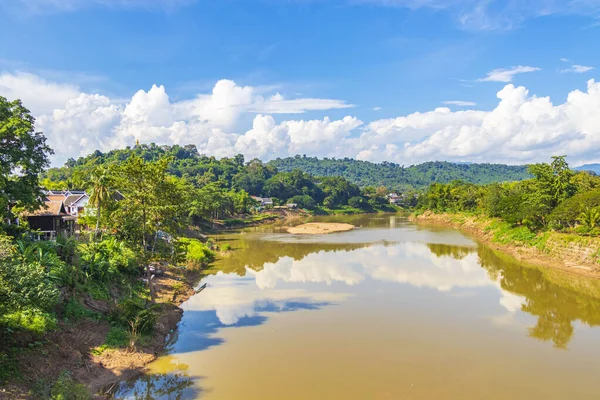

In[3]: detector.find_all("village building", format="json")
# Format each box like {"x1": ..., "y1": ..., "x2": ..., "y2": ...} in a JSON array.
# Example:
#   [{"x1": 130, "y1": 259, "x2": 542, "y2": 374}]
[
  {"x1": 251, "y1": 196, "x2": 274, "y2": 208},
  {"x1": 23, "y1": 199, "x2": 75, "y2": 241}
]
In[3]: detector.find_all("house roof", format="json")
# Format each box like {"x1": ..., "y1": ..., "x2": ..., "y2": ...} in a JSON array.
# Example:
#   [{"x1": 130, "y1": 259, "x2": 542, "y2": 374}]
[
  {"x1": 46, "y1": 194, "x2": 65, "y2": 202},
  {"x1": 64, "y1": 194, "x2": 87, "y2": 206},
  {"x1": 25, "y1": 201, "x2": 68, "y2": 217}
]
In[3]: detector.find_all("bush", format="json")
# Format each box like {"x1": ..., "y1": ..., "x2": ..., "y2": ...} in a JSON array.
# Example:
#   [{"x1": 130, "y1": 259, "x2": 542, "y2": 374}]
[
  {"x1": 287, "y1": 195, "x2": 317, "y2": 210},
  {"x1": 0, "y1": 310, "x2": 57, "y2": 335},
  {"x1": 50, "y1": 371, "x2": 91, "y2": 400},
  {"x1": 348, "y1": 196, "x2": 368, "y2": 210},
  {"x1": 550, "y1": 191, "x2": 600, "y2": 229},
  {"x1": 179, "y1": 238, "x2": 215, "y2": 269}
]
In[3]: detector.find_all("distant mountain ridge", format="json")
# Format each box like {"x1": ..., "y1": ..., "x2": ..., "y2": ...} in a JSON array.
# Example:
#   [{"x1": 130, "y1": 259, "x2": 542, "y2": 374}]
[
  {"x1": 268, "y1": 156, "x2": 531, "y2": 190},
  {"x1": 574, "y1": 164, "x2": 600, "y2": 174}
]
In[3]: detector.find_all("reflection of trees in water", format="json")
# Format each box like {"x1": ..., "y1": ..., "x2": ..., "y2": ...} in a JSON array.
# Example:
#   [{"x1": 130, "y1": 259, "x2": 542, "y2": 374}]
[
  {"x1": 477, "y1": 245, "x2": 600, "y2": 349},
  {"x1": 207, "y1": 239, "x2": 373, "y2": 276},
  {"x1": 113, "y1": 358, "x2": 200, "y2": 399},
  {"x1": 426, "y1": 243, "x2": 475, "y2": 260}
]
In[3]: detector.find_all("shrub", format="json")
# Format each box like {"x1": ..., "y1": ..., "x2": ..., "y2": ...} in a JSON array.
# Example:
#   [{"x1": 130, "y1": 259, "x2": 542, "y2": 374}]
[
  {"x1": 50, "y1": 371, "x2": 91, "y2": 400},
  {"x1": 348, "y1": 196, "x2": 368, "y2": 210},
  {"x1": 549, "y1": 190, "x2": 600, "y2": 229},
  {"x1": 0, "y1": 310, "x2": 57, "y2": 335},
  {"x1": 287, "y1": 195, "x2": 317, "y2": 210},
  {"x1": 179, "y1": 238, "x2": 215, "y2": 269}
]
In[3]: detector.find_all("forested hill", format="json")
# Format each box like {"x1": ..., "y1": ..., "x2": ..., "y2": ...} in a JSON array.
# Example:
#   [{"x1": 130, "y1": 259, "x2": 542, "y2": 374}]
[{"x1": 268, "y1": 156, "x2": 531, "y2": 189}]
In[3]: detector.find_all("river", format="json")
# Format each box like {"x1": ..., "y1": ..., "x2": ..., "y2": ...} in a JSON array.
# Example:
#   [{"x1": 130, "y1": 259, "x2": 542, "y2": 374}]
[{"x1": 114, "y1": 214, "x2": 600, "y2": 399}]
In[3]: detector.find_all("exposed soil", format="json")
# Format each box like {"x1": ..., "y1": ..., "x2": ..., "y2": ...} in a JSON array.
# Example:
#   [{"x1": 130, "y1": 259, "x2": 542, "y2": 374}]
[
  {"x1": 287, "y1": 222, "x2": 355, "y2": 235},
  {"x1": 1, "y1": 270, "x2": 198, "y2": 399},
  {"x1": 411, "y1": 211, "x2": 600, "y2": 279}
]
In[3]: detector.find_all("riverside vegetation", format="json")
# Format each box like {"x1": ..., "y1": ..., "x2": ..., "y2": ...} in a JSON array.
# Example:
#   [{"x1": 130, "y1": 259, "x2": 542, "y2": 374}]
[
  {"x1": 1, "y1": 94, "x2": 596, "y2": 398},
  {"x1": 414, "y1": 156, "x2": 600, "y2": 274}
]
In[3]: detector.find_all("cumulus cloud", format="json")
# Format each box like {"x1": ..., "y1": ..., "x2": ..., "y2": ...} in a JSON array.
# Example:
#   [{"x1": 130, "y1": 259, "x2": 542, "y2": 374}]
[
  {"x1": 443, "y1": 100, "x2": 477, "y2": 106},
  {"x1": 5, "y1": 70, "x2": 600, "y2": 166},
  {"x1": 0, "y1": 72, "x2": 81, "y2": 115},
  {"x1": 478, "y1": 66, "x2": 540, "y2": 83}
]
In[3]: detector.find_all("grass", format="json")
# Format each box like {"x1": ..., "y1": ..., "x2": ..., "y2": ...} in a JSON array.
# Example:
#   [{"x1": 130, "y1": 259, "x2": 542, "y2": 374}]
[{"x1": 63, "y1": 299, "x2": 102, "y2": 324}]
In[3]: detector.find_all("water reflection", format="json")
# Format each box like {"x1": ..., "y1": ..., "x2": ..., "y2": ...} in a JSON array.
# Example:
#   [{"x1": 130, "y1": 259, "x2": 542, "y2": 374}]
[
  {"x1": 116, "y1": 216, "x2": 600, "y2": 399},
  {"x1": 478, "y1": 246, "x2": 600, "y2": 348},
  {"x1": 114, "y1": 357, "x2": 200, "y2": 399}
]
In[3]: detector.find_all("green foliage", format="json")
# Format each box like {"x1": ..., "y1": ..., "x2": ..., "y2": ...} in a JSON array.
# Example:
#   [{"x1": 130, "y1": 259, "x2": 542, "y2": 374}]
[
  {"x1": 549, "y1": 191, "x2": 600, "y2": 229},
  {"x1": 288, "y1": 194, "x2": 317, "y2": 210},
  {"x1": 63, "y1": 299, "x2": 100, "y2": 323},
  {"x1": 0, "y1": 96, "x2": 53, "y2": 228},
  {"x1": 50, "y1": 371, "x2": 91, "y2": 400},
  {"x1": 0, "y1": 309, "x2": 57, "y2": 335},
  {"x1": 270, "y1": 155, "x2": 531, "y2": 190},
  {"x1": 578, "y1": 207, "x2": 600, "y2": 230},
  {"x1": 179, "y1": 238, "x2": 215, "y2": 268},
  {"x1": 104, "y1": 326, "x2": 129, "y2": 348},
  {"x1": 420, "y1": 157, "x2": 600, "y2": 239}
]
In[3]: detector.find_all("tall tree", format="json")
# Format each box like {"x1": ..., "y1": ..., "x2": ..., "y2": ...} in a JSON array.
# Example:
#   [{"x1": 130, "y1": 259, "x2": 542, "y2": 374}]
[
  {"x1": 88, "y1": 165, "x2": 113, "y2": 235},
  {"x1": 0, "y1": 96, "x2": 53, "y2": 229}
]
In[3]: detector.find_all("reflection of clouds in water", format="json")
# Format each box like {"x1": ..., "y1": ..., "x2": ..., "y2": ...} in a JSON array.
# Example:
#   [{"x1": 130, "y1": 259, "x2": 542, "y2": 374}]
[
  {"x1": 190, "y1": 242, "x2": 527, "y2": 326},
  {"x1": 187, "y1": 272, "x2": 351, "y2": 325},
  {"x1": 253, "y1": 242, "x2": 525, "y2": 314},
  {"x1": 255, "y1": 256, "x2": 366, "y2": 288}
]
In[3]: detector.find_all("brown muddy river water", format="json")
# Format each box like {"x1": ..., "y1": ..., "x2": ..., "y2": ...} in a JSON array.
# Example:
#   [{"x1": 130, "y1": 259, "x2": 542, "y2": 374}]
[{"x1": 115, "y1": 214, "x2": 600, "y2": 399}]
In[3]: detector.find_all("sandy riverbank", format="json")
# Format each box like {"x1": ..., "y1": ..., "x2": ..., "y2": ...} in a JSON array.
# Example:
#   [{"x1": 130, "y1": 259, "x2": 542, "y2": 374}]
[
  {"x1": 411, "y1": 211, "x2": 600, "y2": 279},
  {"x1": 287, "y1": 222, "x2": 354, "y2": 235}
]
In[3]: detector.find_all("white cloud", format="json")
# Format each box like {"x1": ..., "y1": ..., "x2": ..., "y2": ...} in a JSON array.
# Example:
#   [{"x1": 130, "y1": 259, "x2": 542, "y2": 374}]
[
  {"x1": 443, "y1": 100, "x2": 477, "y2": 106},
  {"x1": 372, "y1": 107, "x2": 382, "y2": 111},
  {"x1": 6, "y1": 71, "x2": 600, "y2": 167},
  {"x1": 560, "y1": 64, "x2": 595, "y2": 74},
  {"x1": 0, "y1": 72, "x2": 80, "y2": 115},
  {"x1": 478, "y1": 66, "x2": 541, "y2": 83}
]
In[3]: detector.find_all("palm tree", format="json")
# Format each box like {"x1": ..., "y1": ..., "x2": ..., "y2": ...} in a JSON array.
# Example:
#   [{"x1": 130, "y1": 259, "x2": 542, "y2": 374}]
[
  {"x1": 578, "y1": 207, "x2": 600, "y2": 230},
  {"x1": 88, "y1": 166, "x2": 113, "y2": 236}
]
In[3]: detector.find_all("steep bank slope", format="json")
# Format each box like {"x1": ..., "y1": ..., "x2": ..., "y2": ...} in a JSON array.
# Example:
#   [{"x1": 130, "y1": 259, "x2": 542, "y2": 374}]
[{"x1": 411, "y1": 212, "x2": 600, "y2": 278}]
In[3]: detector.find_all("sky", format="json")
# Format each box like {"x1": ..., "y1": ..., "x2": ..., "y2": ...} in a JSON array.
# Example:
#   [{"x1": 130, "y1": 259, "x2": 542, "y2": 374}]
[{"x1": 1, "y1": 0, "x2": 600, "y2": 167}]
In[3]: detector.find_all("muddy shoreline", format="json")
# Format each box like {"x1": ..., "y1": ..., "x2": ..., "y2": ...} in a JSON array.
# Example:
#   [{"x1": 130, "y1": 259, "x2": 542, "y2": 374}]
[
  {"x1": 411, "y1": 211, "x2": 600, "y2": 280},
  {"x1": 2, "y1": 270, "x2": 200, "y2": 399}
]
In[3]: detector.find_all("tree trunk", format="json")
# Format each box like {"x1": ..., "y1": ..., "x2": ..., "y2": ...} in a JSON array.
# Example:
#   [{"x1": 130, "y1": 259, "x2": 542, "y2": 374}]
[
  {"x1": 141, "y1": 199, "x2": 156, "y2": 304},
  {"x1": 95, "y1": 201, "x2": 101, "y2": 237}
]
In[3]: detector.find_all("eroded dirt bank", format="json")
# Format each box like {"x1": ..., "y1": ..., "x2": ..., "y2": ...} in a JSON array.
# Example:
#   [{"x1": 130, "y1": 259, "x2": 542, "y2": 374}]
[{"x1": 2, "y1": 270, "x2": 198, "y2": 399}]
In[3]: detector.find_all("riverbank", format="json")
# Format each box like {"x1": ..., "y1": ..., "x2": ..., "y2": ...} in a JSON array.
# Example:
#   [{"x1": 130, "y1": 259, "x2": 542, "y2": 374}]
[
  {"x1": 1, "y1": 268, "x2": 199, "y2": 399},
  {"x1": 411, "y1": 211, "x2": 600, "y2": 279}
]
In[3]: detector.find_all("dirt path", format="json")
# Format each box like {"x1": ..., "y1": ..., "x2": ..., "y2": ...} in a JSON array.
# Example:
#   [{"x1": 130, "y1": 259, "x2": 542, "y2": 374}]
[{"x1": 287, "y1": 223, "x2": 354, "y2": 235}]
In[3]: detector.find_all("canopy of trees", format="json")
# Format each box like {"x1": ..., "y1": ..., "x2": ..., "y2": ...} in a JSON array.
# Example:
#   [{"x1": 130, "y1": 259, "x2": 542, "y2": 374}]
[
  {"x1": 269, "y1": 155, "x2": 531, "y2": 190},
  {"x1": 419, "y1": 156, "x2": 600, "y2": 234}
]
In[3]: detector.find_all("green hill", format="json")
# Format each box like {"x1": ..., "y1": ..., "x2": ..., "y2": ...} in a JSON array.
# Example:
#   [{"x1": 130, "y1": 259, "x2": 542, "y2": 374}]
[{"x1": 268, "y1": 156, "x2": 531, "y2": 190}]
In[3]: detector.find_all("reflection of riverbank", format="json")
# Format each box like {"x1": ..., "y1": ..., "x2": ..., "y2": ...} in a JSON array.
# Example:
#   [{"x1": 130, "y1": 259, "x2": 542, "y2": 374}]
[{"x1": 412, "y1": 211, "x2": 600, "y2": 279}]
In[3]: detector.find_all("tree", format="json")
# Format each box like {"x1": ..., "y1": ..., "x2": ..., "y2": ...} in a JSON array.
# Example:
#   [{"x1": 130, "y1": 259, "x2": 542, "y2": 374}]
[
  {"x1": 578, "y1": 207, "x2": 600, "y2": 230},
  {"x1": 0, "y1": 97, "x2": 53, "y2": 229},
  {"x1": 88, "y1": 165, "x2": 114, "y2": 236},
  {"x1": 110, "y1": 155, "x2": 190, "y2": 302}
]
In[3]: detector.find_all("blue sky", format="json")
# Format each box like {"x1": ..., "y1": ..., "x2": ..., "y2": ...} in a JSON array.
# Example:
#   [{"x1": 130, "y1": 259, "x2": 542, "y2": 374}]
[{"x1": 1, "y1": 0, "x2": 600, "y2": 166}]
